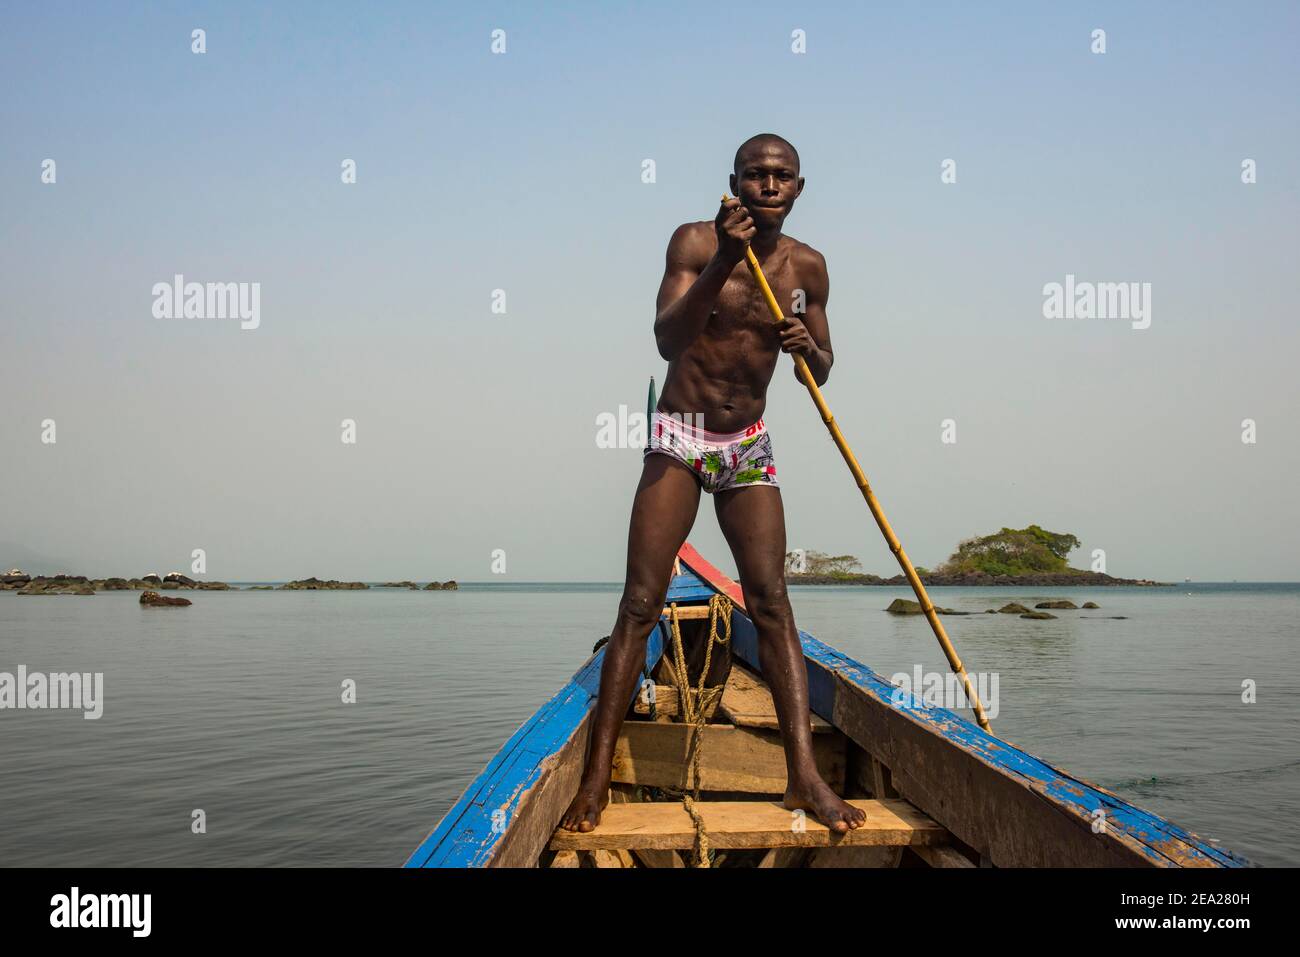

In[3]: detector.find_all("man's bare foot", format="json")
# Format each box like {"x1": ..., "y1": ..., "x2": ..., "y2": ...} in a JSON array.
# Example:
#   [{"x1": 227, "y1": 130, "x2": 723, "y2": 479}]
[
  {"x1": 559, "y1": 780, "x2": 609, "y2": 832},
  {"x1": 783, "y1": 774, "x2": 867, "y2": 834}
]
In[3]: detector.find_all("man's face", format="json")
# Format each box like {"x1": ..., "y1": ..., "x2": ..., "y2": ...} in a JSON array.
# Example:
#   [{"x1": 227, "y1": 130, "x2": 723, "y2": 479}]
[{"x1": 730, "y1": 143, "x2": 804, "y2": 229}]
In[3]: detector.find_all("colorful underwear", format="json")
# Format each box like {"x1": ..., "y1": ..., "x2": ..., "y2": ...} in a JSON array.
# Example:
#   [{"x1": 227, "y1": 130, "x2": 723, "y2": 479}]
[{"x1": 643, "y1": 412, "x2": 778, "y2": 494}]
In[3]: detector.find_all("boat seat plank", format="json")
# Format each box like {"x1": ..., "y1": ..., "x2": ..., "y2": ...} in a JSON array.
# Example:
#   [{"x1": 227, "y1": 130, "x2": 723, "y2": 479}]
[
  {"x1": 611, "y1": 722, "x2": 845, "y2": 794},
  {"x1": 609, "y1": 787, "x2": 686, "y2": 868},
  {"x1": 719, "y1": 665, "x2": 834, "y2": 734},
  {"x1": 548, "y1": 798, "x2": 948, "y2": 852}
]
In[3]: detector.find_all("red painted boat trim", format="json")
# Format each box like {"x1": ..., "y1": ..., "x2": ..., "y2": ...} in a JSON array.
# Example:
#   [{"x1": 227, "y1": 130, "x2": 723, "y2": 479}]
[{"x1": 676, "y1": 541, "x2": 746, "y2": 608}]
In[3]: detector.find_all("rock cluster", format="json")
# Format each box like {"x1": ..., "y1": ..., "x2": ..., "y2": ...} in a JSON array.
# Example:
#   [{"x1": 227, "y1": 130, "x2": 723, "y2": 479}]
[
  {"x1": 3, "y1": 573, "x2": 232, "y2": 593},
  {"x1": 14, "y1": 576, "x2": 95, "y2": 596},
  {"x1": 140, "y1": 590, "x2": 192, "y2": 607}
]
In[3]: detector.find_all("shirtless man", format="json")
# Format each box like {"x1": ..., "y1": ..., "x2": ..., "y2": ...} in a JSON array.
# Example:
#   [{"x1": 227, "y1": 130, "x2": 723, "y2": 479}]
[{"x1": 560, "y1": 134, "x2": 866, "y2": 834}]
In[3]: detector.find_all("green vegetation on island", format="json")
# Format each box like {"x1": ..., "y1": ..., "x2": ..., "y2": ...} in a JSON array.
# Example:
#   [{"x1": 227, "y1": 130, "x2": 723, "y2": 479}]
[{"x1": 935, "y1": 525, "x2": 1080, "y2": 577}]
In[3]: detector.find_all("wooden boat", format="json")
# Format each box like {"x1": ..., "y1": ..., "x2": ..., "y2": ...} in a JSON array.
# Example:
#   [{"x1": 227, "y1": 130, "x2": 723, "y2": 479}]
[{"x1": 405, "y1": 542, "x2": 1249, "y2": 868}]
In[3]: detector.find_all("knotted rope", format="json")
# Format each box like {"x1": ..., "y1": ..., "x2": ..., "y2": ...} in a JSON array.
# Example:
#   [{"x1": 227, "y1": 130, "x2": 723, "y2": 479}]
[{"x1": 663, "y1": 592, "x2": 733, "y2": 867}]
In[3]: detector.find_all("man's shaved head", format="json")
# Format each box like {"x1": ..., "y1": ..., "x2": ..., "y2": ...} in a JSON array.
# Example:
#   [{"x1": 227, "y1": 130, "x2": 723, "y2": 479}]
[{"x1": 733, "y1": 134, "x2": 800, "y2": 176}]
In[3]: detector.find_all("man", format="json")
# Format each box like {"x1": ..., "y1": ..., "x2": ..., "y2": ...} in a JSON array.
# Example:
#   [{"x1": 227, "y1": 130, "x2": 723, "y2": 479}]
[{"x1": 561, "y1": 134, "x2": 866, "y2": 834}]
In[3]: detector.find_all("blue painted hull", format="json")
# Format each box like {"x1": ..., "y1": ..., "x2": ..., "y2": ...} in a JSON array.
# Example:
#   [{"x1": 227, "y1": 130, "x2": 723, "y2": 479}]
[{"x1": 406, "y1": 552, "x2": 1249, "y2": 868}]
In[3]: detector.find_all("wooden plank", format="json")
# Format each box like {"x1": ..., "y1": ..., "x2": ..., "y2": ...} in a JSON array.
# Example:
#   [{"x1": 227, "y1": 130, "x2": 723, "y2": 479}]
[
  {"x1": 549, "y1": 798, "x2": 947, "y2": 851},
  {"x1": 870, "y1": 755, "x2": 898, "y2": 799},
  {"x1": 589, "y1": 849, "x2": 634, "y2": 868},
  {"x1": 610, "y1": 721, "x2": 845, "y2": 794},
  {"x1": 631, "y1": 684, "x2": 719, "y2": 721},
  {"x1": 679, "y1": 546, "x2": 1250, "y2": 868},
  {"x1": 911, "y1": 844, "x2": 977, "y2": 868},
  {"x1": 756, "y1": 847, "x2": 809, "y2": 868},
  {"x1": 608, "y1": 788, "x2": 684, "y2": 868},
  {"x1": 807, "y1": 846, "x2": 903, "y2": 868},
  {"x1": 719, "y1": 665, "x2": 833, "y2": 734},
  {"x1": 662, "y1": 605, "x2": 711, "y2": 620}
]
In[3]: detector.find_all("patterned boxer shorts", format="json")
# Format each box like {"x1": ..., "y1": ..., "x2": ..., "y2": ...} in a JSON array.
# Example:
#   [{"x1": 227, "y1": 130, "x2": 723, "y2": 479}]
[{"x1": 643, "y1": 411, "x2": 779, "y2": 494}]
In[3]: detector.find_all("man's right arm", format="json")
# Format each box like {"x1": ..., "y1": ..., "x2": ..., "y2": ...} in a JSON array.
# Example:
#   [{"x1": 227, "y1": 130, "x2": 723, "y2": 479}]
[{"x1": 653, "y1": 201, "x2": 755, "y2": 361}]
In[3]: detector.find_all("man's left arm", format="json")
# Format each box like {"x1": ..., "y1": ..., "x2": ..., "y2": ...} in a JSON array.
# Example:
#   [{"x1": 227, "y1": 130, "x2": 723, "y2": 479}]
[{"x1": 777, "y1": 249, "x2": 833, "y2": 387}]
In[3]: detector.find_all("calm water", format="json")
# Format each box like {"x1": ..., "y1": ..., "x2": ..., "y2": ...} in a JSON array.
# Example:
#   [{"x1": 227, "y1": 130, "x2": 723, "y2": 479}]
[{"x1": 1, "y1": 583, "x2": 1296, "y2": 866}]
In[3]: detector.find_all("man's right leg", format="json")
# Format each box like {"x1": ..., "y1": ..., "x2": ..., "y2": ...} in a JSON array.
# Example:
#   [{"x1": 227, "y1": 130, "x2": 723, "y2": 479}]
[{"x1": 559, "y1": 454, "x2": 701, "y2": 832}]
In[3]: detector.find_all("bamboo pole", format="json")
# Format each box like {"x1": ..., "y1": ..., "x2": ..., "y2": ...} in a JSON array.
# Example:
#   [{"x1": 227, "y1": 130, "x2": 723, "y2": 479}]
[{"x1": 723, "y1": 194, "x2": 993, "y2": 733}]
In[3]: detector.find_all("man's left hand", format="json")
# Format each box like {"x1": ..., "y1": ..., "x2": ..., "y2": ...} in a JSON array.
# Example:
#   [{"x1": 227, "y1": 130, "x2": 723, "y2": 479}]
[{"x1": 777, "y1": 316, "x2": 818, "y2": 357}]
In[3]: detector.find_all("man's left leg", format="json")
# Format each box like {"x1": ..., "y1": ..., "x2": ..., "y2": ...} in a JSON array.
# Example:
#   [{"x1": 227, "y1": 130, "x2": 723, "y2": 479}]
[{"x1": 714, "y1": 485, "x2": 866, "y2": 833}]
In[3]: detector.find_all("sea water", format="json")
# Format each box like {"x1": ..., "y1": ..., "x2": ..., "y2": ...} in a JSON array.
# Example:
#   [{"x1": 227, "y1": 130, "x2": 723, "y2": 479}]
[{"x1": 0, "y1": 582, "x2": 1295, "y2": 866}]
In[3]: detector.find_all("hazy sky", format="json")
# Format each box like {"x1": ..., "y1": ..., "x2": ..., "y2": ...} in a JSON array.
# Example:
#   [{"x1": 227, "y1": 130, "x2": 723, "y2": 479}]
[{"x1": 2, "y1": 2, "x2": 1297, "y2": 581}]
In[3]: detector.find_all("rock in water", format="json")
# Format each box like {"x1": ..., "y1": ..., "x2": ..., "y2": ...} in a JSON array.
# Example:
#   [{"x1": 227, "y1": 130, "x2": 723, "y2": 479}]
[
  {"x1": 140, "y1": 590, "x2": 192, "y2": 607},
  {"x1": 997, "y1": 603, "x2": 1032, "y2": 615},
  {"x1": 1020, "y1": 611, "x2": 1057, "y2": 620},
  {"x1": 1035, "y1": 600, "x2": 1078, "y2": 609},
  {"x1": 1082, "y1": 601, "x2": 1100, "y2": 609},
  {"x1": 279, "y1": 578, "x2": 368, "y2": 590},
  {"x1": 885, "y1": 598, "x2": 965, "y2": 615}
]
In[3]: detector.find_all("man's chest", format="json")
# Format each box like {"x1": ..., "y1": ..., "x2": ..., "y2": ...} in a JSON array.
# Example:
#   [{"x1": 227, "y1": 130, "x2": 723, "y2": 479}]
[{"x1": 711, "y1": 255, "x2": 803, "y2": 332}]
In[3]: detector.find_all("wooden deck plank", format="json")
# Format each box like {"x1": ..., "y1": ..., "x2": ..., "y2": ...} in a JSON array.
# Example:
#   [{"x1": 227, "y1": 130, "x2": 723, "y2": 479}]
[
  {"x1": 549, "y1": 798, "x2": 947, "y2": 851},
  {"x1": 719, "y1": 665, "x2": 834, "y2": 734},
  {"x1": 610, "y1": 721, "x2": 845, "y2": 794},
  {"x1": 609, "y1": 787, "x2": 685, "y2": 868}
]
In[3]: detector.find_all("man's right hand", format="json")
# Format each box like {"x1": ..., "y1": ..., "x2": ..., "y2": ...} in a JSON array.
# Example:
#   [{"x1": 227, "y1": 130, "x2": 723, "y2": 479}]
[{"x1": 714, "y1": 197, "x2": 755, "y2": 265}]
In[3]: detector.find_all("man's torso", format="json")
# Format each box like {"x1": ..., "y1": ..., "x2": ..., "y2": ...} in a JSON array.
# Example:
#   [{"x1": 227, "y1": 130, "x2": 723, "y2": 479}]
[{"x1": 657, "y1": 224, "x2": 819, "y2": 434}]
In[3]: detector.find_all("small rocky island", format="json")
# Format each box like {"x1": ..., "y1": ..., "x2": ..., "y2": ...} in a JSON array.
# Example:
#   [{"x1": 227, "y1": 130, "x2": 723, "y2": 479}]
[
  {"x1": 2, "y1": 572, "x2": 233, "y2": 595},
  {"x1": 279, "y1": 578, "x2": 369, "y2": 590},
  {"x1": 787, "y1": 526, "x2": 1168, "y2": 587},
  {"x1": 2, "y1": 569, "x2": 459, "y2": 594}
]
